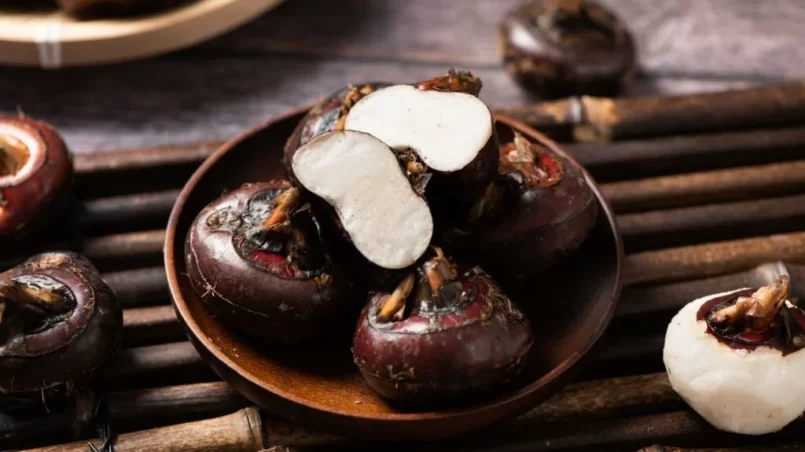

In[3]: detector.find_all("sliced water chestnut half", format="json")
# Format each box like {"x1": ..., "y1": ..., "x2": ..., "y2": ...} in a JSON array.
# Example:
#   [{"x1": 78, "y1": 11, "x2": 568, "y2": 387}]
[
  {"x1": 442, "y1": 132, "x2": 597, "y2": 285},
  {"x1": 498, "y1": 0, "x2": 636, "y2": 97},
  {"x1": 352, "y1": 248, "x2": 533, "y2": 405},
  {"x1": 0, "y1": 116, "x2": 72, "y2": 245},
  {"x1": 292, "y1": 131, "x2": 433, "y2": 271},
  {"x1": 344, "y1": 83, "x2": 499, "y2": 215},
  {"x1": 284, "y1": 69, "x2": 484, "y2": 172},
  {"x1": 185, "y1": 180, "x2": 353, "y2": 344},
  {"x1": 0, "y1": 252, "x2": 121, "y2": 407},
  {"x1": 664, "y1": 275, "x2": 805, "y2": 435}
]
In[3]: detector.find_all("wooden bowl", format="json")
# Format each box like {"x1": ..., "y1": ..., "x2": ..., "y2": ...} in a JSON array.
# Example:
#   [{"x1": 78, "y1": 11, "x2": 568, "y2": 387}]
[
  {"x1": 0, "y1": 0, "x2": 284, "y2": 68},
  {"x1": 165, "y1": 106, "x2": 624, "y2": 441}
]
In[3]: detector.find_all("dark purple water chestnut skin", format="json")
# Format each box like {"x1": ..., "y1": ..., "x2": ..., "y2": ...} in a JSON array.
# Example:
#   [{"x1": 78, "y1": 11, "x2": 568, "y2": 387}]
[
  {"x1": 0, "y1": 116, "x2": 73, "y2": 246},
  {"x1": 498, "y1": 0, "x2": 636, "y2": 97},
  {"x1": 352, "y1": 249, "x2": 533, "y2": 406},
  {"x1": 185, "y1": 180, "x2": 353, "y2": 344},
  {"x1": 441, "y1": 132, "x2": 598, "y2": 286},
  {"x1": 0, "y1": 252, "x2": 121, "y2": 400}
]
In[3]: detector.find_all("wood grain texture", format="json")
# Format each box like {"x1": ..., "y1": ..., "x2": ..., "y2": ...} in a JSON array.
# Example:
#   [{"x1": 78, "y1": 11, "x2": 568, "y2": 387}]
[
  {"x1": 623, "y1": 232, "x2": 805, "y2": 285},
  {"x1": 603, "y1": 160, "x2": 805, "y2": 213},
  {"x1": 22, "y1": 408, "x2": 266, "y2": 452}
]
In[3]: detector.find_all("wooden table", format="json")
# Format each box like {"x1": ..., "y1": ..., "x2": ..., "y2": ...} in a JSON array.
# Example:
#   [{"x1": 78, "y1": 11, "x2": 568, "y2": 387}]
[{"x1": 0, "y1": 0, "x2": 803, "y2": 153}]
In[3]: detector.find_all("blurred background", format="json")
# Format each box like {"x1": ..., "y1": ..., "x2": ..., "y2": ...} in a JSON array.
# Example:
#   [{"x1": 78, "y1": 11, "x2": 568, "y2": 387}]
[{"x1": 0, "y1": 0, "x2": 803, "y2": 152}]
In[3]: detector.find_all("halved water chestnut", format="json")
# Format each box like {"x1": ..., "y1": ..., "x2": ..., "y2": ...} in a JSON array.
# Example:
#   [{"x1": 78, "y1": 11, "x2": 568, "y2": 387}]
[
  {"x1": 352, "y1": 248, "x2": 533, "y2": 405},
  {"x1": 185, "y1": 181, "x2": 353, "y2": 344},
  {"x1": 0, "y1": 252, "x2": 121, "y2": 410},
  {"x1": 441, "y1": 132, "x2": 598, "y2": 285},
  {"x1": 344, "y1": 77, "x2": 498, "y2": 216},
  {"x1": 283, "y1": 70, "x2": 483, "y2": 164},
  {"x1": 284, "y1": 71, "x2": 496, "y2": 220},
  {"x1": 291, "y1": 130, "x2": 433, "y2": 271},
  {"x1": 498, "y1": 0, "x2": 635, "y2": 97},
  {"x1": 0, "y1": 116, "x2": 72, "y2": 245},
  {"x1": 665, "y1": 275, "x2": 805, "y2": 435}
]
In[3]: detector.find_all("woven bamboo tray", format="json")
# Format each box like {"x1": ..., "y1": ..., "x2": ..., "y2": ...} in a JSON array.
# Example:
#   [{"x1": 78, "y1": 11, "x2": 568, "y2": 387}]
[
  {"x1": 0, "y1": 0, "x2": 284, "y2": 68},
  {"x1": 4, "y1": 104, "x2": 805, "y2": 451}
]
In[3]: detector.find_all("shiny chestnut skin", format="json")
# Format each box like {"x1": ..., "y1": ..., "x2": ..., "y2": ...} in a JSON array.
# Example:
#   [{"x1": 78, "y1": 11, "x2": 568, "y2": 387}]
[
  {"x1": 353, "y1": 250, "x2": 533, "y2": 405},
  {"x1": 498, "y1": 0, "x2": 636, "y2": 97},
  {"x1": 441, "y1": 133, "x2": 598, "y2": 286},
  {"x1": 0, "y1": 116, "x2": 72, "y2": 245},
  {"x1": 0, "y1": 252, "x2": 121, "y2": 405},
  {"x1": 185, "y1": 181, "x2": 353, "y2": 344}
]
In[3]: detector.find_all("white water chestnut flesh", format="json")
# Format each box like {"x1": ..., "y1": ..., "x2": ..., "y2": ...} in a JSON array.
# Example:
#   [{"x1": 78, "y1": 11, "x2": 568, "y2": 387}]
[{"x1": 664, "y1": 275, "x2": 805, "y2": 435}]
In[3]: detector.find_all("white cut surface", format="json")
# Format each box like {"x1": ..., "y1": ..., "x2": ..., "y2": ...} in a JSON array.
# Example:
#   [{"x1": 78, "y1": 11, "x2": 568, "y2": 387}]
[
  {"x1": 344, "y1": 84, "x2": 493, "y2": 173},
  {"x1": 291, "y1": 130, "x2": 432, "y2": 270},
  {"x1": 663, "y1": 289, "x2": 805, "y2": 435}
]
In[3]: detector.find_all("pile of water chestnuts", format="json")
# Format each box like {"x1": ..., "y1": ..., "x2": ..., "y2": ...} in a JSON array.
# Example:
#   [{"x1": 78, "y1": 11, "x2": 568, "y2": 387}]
[
  {"x1": 185, "y1": 70, "x2": 600, "y2": 406},
  {"x1": 0, "y1": 118, "x2": 123, "y2": 413}
]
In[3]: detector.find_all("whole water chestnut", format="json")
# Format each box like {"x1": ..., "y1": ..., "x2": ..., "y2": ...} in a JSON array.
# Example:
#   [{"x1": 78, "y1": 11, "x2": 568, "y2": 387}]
[
  {"x1": 441, "y1": 132, "x2": 598, "y2": 286},
  {"x1": 0, "y1": 252, "x2": 121, "y2": 410},
  {"x1": 352, "y1": 248, "x2": 533, "y2": 405},
  {"x1": 498, "y1": 0, "x2": 635, "y2": 97},
  {"x1": 0, "y1": 116, "x2": 72, "y2": 246},
  {"x1": 185, "y1": 181, "x2": 353, "y2": 344}
]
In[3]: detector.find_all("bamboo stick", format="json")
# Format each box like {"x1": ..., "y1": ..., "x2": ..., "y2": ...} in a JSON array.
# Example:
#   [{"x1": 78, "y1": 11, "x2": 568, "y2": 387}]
[
  {"x1": 108, "y1": 382, "x2": 248, "y2": 429},
  {"x1": 79, "y1": 190, "x2": 180, "y2": 230},
  {"x1": 14, "y1": 372, "x2": 681, "y2": 451},
  {"x1": 618, "y1": 194, "x2": 805, "y2": 252},
  {"x1": 102, "y1": 342, "x2": 206, "y2": 383},
  {"x1": 22, "y1": 408, "x2": 266, "y2": 452},
  {"x1": 602, "y1": 160, "x2": 805, "y2": 213},
  {"x1": 73, "y1": 141, "x2": 223, "y2": 175},
  {"x1": 103, "y1": 266, "x2": 168, "y2": 308},
  {"x1": 122, "y1": 305, "x2": 182, "y2": 346},
  {"x1": 498, "y1": 82, "x2": 805, "y2": 142},
  {"x1": 82, "y1": 229, "x2": 165, "y2": 262},
  {"x1": 623, "y1": 232, "x2": 805, "y2": 285},
  {"x1": 567, "y1": 126, "x2": 805, "y2": 181}
]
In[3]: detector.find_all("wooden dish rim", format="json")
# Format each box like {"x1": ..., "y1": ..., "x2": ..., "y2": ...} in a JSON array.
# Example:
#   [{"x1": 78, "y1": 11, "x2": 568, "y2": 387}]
[
  {"x1": 165, "y1": 105, "x2": 624, "y2": 423},
  {"x1": 0, "y1": 0, "x2": 285, "y2": 67}
]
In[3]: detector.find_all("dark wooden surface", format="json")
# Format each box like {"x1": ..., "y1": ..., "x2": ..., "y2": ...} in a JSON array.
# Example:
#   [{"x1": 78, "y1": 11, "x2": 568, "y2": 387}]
[{"x1": 1, "y1": 0, "x2": 804, "y2": 152}]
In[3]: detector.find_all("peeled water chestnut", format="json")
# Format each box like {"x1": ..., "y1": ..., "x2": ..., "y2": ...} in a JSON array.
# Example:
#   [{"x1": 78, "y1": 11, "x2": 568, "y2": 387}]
[
  {"x1": 352, "y1": 248, "x2": 533, "y2": 405},
  {"x1": 0, "y1": 252, "x2": 121, "y2": 410},
  {"x1": 665, "y1": 275, "x2": 805, "y2": 435},
  {"x1": 498, "y1": 0, "x2": 636, "y2": 97},
  {"x1": 441, "y1": 132, "x2": 598, "y2": 286},
  {"x1": 0, "y1": 116, "x2": 72, "y2": 246},
  {"x1": 185, "y1": 181, "x2": 352, "y2": 344}
]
